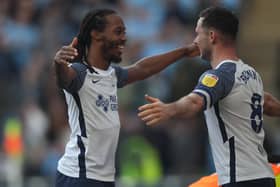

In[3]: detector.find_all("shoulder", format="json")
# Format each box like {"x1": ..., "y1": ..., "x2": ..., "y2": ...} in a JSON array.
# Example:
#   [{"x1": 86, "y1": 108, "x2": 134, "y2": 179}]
[
  {"x1": 111, "y1": 65, "x2": 128, "y2": 76},
  {"x1": 111, "y1": 65, "x2": 128, "y2": 88},
  {"x1": 111, "y1": 65, "x2": 125, "y2": 72},
  {"x1": 199, "y1": 70, "x2": 220, "y2": 88},
  {"x1": 197, "y1": 63, "x2": 237, "y2": 96},
  {"x1": 217, "y1": 62, "x2": 237, "y2": 74},
  {"x1": 201, "y1": 62, "x2": 236, "y2": 85},
  {"x1": 70, "y1": 62, "x2": 88, "y2": 72},
  {"x1": 65, "y1": 62, "x2": 88, "y2": 93}
]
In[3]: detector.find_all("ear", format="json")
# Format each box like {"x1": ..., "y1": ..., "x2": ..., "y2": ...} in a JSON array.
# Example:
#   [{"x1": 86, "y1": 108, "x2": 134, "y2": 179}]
[
  {"x1": 91, "y1": 30, "x2": 103, "y2": 41},
  {"x1": 209, "y1": 30, "x2": 217, "y2": 44}
]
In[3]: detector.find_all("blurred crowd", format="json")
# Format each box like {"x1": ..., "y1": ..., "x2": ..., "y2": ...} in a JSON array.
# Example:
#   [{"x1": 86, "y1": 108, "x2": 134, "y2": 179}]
[{"x1": 0, "y1": 0, "x2": 242, "y2": 186}]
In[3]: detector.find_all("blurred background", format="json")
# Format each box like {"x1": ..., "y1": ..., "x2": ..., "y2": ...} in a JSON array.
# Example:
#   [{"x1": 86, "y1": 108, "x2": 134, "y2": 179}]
[{"x1": 0, "y1": 0, "x2": 279, "y2": 186}]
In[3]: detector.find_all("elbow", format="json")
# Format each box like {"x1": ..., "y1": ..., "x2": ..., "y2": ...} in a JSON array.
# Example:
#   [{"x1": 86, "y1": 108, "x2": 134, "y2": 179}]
[
  {"x1": 55, "y1": 76, "x2": 65, "y2": 88},
  {"x1": 187, "y1": 97, "x2": 204, "y2": 118},
  {"x1": 186, "y1": 111, "x2": 200, "y2": 119},
  {"x1": 264, "y1": 105, "x2": 276, "y2": 117},
  {"x1": 55, "y1": 74, "x2": 71, "y2": 89},
  {"x1": 183, "y1": 108, "x2": 201, "y2": 119},
  {"x1": 178, "y1": 106, "x2": 199, "y2": 119}
]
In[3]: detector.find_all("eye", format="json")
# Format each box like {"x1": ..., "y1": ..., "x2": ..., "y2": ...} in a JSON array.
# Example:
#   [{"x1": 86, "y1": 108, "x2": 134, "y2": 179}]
[
  {"x1": 115, "y1": 30, "x2": 121, "y2": 35},
  {"x1": 115, "y1": 28, "x2": 126, "y2": 36}
]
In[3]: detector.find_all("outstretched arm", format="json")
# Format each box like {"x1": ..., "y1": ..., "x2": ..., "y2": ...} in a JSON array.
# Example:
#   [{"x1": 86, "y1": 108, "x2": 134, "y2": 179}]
[
  {"x1": 53, "y1": 38, "x2": 78, "y2": 88},
  {"x1": 125, "y1": 43, "x2": 199, "y2": 85},
  {"x1": 138, "y1": 93, "x2": 204, "y2": 126},
  {"x1": 264, "y1": 92, "x2": 280, "y2": 117}
]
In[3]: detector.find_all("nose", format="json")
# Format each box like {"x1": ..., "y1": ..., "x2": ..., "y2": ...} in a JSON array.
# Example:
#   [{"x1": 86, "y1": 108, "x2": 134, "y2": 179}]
[{"x1": 121, "y1": 34, "x2": 127, "y2": 43}]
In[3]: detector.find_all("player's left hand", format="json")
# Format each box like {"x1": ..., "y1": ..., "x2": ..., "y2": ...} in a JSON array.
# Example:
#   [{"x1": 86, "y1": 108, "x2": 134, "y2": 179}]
[{"x1": 138, "y1": 95, "x2": 172, "y2": 126}]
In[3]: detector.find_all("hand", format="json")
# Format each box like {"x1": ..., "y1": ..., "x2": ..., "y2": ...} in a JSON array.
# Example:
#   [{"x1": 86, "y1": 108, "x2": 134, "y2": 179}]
[
  {"x1": 138, "y1": 95, "x2": 173, "y2": 126},
  {"x1": 54, "y1": 37, "x2": 78, "y2": 65},
  {"x1": 186, "y1": 43, "x2": 200, "y2": 57}
]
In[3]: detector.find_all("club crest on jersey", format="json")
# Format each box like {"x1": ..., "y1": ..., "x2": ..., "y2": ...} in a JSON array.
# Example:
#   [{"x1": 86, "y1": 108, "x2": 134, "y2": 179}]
[{"x1": 201, "y1": 74, "x2": 219, "y2": 87}]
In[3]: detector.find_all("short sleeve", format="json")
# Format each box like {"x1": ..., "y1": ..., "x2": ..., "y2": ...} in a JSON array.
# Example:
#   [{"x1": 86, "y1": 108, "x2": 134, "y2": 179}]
[
  {"x1": 112, "y1": 66, "x2": 128, "y2": 88},
  {"x1": 65, "y1": 63, "x2": 87, "y2": 93},
  {"x1": 193, "y1": 63, "x2": 236, "y2": 110}
]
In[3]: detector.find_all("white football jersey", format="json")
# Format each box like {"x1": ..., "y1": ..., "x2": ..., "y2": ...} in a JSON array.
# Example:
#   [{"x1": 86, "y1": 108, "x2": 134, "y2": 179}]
[
  {"x1": 193, "y1": 60, "x2": 274, "y2": 185},
  {"x1": 57, "y1": 62, "x2": 128, "y2": 181}
]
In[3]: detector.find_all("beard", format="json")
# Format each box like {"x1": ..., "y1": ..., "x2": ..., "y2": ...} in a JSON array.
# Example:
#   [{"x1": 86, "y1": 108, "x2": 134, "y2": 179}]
[
  {"x1": 200, "y1": 47, "x2": 212, "y2": 62},
  {"x1": 101, "y1": 38, "x2": 123, "y2": 64}
]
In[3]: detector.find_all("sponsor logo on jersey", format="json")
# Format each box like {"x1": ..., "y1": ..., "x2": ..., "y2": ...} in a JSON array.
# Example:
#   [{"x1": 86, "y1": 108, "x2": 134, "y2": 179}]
[
  {"x1": 96, "y1": 95, "x2": 118, "y2": 112},
  {"x1": 201, "y1": 74, "x2": 219, "y2": 87}
]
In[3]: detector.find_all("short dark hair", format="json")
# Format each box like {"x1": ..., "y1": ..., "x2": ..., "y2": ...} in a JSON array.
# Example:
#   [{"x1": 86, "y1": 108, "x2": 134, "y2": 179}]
[
  {"x1": 199, "y1": 7, "x2": 239, "y2": 41},
  {"x1": 77, "y1": 9, "x2": 117, "y2": 62}
]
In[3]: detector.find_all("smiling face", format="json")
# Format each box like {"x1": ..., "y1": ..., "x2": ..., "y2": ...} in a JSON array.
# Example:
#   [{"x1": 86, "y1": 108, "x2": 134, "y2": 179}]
[
  {"x1": 194, "y1": 17, "x2": 212, "y2": 62},
  {"x1": 98, "y1": 14, "x2": 127, "y2": 64}
]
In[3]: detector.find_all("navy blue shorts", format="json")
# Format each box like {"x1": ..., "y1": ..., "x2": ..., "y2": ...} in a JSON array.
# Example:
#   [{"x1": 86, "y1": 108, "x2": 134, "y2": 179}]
[
  {"x1": 222, "y1": 177, "x2": 275, "y2": 187},
  {"x1": 55, "y1": 171, "x2": 115, "y2": 187}
]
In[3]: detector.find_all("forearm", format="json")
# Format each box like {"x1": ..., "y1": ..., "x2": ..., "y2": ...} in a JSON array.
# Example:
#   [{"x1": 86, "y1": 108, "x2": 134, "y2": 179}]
[
  {"x1": 137, "y1": 47, "x2": 187, "y2": 76},
  {"x1": 53, "y1": 62, "x2": 73, "y2": 88},
  {"x1": 264, "y1": 92, "x2": 280, "y2": 117},
  {"x1": 171, "y1": 93, "x2": 204, "y2": 119},
  {"x1": 126, "y1": 44, "x2": 198, "y2": 84}
]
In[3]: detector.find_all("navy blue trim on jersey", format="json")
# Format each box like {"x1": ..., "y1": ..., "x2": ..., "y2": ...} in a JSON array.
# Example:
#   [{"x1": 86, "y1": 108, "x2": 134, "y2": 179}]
[
  {"x1": 229, "y1": 136, "x2": 236, "y2": 183},
  {"x1": 194, "y1": 62, "x2": 236, "y2": 109},
  {"x1": 112, "y1": 66, "x2": 128, "y2": 88},
  {"x1": 67, "y1": 63, "x2": 88, "y2": 93},
  {"x1": 204, "y1": 88, "x2": 213, "y2": 107},
  {"x1": 85, "y1": 64, "x2": 99, "y2": 74},
  {"x1": 77, "y1": 135, "x2": 86, "y2": 178},
  {"x1": 55, "y1": 170, "x2": 115, "y2": 187},
  {"x1": 214, "y1": 102, "x2": 236, "y2": 183},
  {"x1": 70, "y1": 92, "x2": 87, "y2": 178},
  {"x1": 222, "y1": 177, "x2": 275, "y2": 187},
  {"x1": 217, "y1": 62, "x2": 236, "y2": 100},
  {"x1": 214, "y1": 103, "x2": 228, "y2": 143},
  {"x1": 72, "y1": 93, "x2": 87, "y2": 137}
]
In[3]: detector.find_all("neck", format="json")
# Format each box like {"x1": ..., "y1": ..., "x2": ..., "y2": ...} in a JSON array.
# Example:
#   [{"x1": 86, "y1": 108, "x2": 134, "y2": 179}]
[
  {"x1": 210, "y1": 44, "x2": 239, "y2": 69},
  {"x1": 86, "y1": 45, "x2": 110, "y2": 70}
]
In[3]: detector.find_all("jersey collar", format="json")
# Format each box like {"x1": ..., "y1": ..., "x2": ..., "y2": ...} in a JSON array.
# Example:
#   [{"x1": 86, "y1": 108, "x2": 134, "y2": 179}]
[{"x1": 215, "y1": 59, "x2": 243, "y2": 69}]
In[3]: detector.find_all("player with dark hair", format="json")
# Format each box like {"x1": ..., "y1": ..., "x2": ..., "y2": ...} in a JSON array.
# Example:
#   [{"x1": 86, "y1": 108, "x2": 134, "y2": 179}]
[
  {"x1": 139, "y1": 7, "x2": 277, "y2": 187},
  {"x1": 189, "y1": 91, "x2": 280, "y2": 187},
  {"x1": 53, "y1": 8, "x2": 199, "y2": 187}
]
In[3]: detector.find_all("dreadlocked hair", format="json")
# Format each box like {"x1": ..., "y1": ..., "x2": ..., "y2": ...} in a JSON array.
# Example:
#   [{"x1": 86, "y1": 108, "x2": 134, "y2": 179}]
[{"x1": 76, "y1": 9, "x2": 116, "y2": 62}]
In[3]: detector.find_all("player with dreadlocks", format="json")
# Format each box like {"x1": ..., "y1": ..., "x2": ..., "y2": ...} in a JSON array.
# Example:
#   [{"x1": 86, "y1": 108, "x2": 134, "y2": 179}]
[{"x1": 53, "y1": 8, "x2": 199, "y2": 187}]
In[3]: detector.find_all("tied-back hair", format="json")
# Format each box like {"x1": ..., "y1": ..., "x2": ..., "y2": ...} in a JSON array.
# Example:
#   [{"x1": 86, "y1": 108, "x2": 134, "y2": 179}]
[
  {"x1": 199, "y1": 6, "x2": 239, "y2": 41},
  {"x1": 77, "y1": 9, "x2": 116, "y2": 63}
]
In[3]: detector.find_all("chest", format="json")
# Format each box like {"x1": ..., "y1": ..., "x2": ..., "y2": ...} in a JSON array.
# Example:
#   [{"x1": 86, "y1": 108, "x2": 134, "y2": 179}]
[{"x1": 81, "y1": 73, "x2": 118, "y2": 96}]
